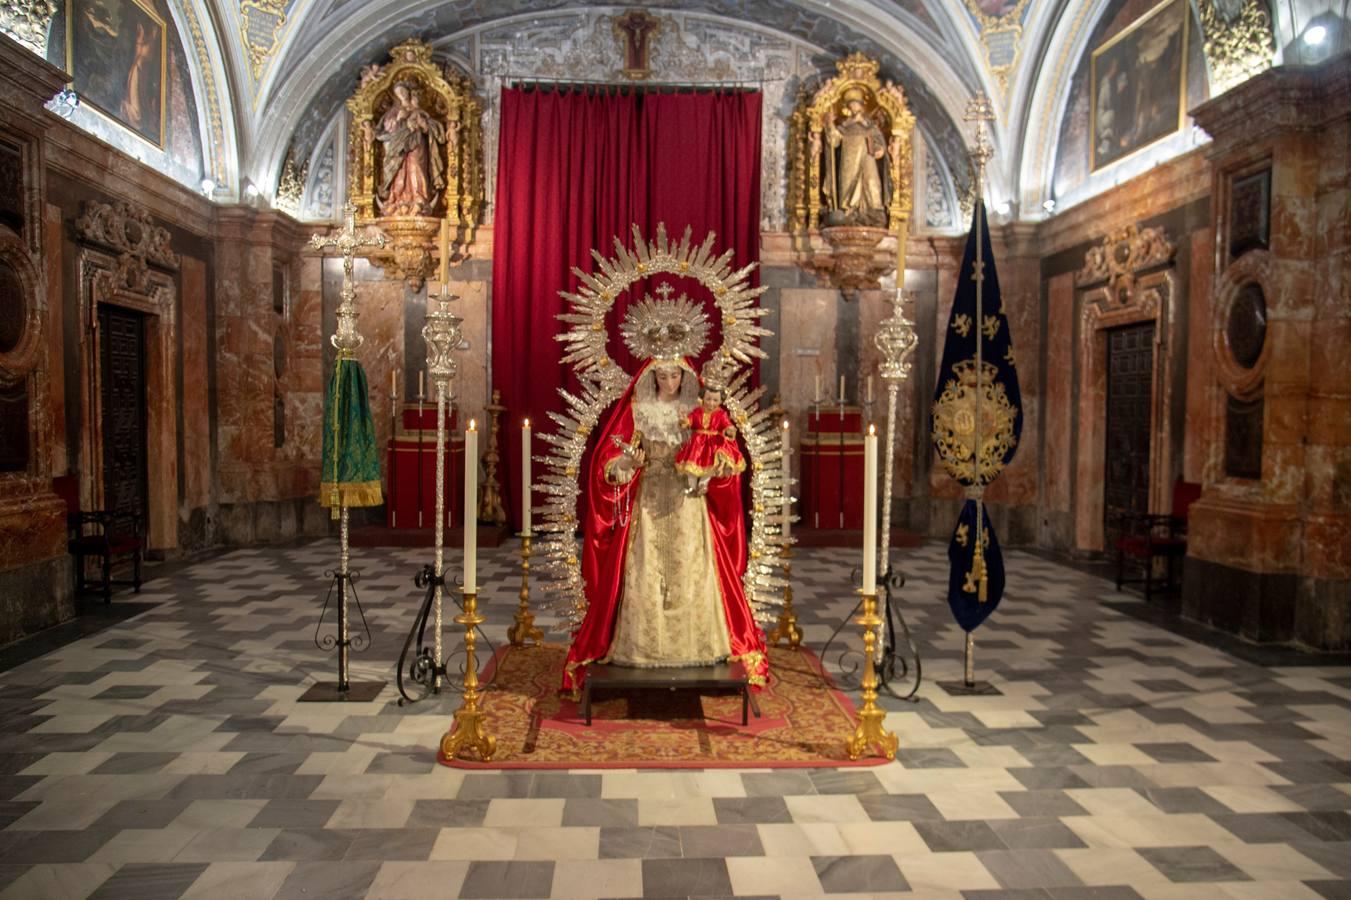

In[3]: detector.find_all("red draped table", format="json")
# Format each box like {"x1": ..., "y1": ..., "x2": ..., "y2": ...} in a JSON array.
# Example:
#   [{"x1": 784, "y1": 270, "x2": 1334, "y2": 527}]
[
  {"x1": 385, "y1": 402, "x2": 464, "y2": 529},
  {"x1": 800, "y1": 405, "x2": 865, "y2": 531}
]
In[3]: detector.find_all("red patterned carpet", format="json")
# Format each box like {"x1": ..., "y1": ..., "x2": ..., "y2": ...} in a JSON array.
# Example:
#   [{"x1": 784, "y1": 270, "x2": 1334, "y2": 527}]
[{"x1": 439, "y1": 645, "x2": 885, "y2": 769}]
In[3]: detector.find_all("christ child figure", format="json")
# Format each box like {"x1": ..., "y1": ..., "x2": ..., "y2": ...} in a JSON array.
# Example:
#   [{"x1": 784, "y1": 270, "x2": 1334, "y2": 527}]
[{"x1": 675, "y1": 386, "x2": 745, "y2": 496}]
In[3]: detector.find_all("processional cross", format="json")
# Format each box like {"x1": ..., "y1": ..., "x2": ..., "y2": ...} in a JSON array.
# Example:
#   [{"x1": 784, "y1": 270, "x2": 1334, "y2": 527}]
[{"x1": 309, "y1": 202, "x2": 388, "y2": 354}]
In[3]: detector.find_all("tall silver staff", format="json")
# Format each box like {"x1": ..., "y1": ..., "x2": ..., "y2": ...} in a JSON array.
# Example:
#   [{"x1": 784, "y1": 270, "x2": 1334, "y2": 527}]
[{"x1": 424, "y1": 282, "x2": 463, "y2": 688}]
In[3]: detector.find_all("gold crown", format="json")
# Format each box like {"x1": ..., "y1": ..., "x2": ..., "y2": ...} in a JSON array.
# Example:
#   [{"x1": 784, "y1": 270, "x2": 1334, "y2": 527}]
[
  {"x1": 842, "y1": 86, "x2": 867, "y2": 104},
  {"x1": 619, "y1": 284, "x2": 711, "y2": 363}
]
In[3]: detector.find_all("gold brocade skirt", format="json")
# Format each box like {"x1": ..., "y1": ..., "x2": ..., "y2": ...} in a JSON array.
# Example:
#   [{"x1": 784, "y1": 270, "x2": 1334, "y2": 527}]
[{"x1": 605, "y1": 442, "x2": 733, "y2": 668}]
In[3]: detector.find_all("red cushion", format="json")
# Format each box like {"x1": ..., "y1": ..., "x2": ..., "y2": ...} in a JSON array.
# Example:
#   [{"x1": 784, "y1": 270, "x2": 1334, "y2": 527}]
[{"x1": 1115, "y1": 535, "x2": 1150, "y2": 556}]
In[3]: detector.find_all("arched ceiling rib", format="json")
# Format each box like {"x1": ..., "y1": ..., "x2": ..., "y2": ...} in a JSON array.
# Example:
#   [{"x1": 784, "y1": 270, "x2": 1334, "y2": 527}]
[
  {"x1": 139, "y1": 0, "x2": 1221, "y2": 215},
  {"x1": 240, "y1": 1, "x2": 988, "y2": 206}
]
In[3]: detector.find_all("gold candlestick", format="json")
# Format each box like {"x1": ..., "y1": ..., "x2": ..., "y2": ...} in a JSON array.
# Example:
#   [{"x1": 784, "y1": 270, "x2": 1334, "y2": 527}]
[
  {"x1": 507, "y1": 534, "x2": 542, "y2": 647},
  {"x1": 439, "y1": 589, "x2": 496, "y2": 762},
  {"x1": 477, "y1": 390, "x2": 508, "y2": 526},
  {"x1": 768, "y1": 547, "x2": 803, "y2": 649},
  {"x1": 845, "y1": 590, "x2": 898, "y2": 761}
]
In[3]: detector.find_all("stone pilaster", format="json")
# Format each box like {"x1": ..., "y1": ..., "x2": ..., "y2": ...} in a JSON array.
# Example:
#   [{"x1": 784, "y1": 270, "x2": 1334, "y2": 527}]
[
  {"x1": 0, "y1": 33, "x2": 73, "y2": 643},
  {"x1": 1185, "y1": 57, "x2": 1351, "y2": 650}
]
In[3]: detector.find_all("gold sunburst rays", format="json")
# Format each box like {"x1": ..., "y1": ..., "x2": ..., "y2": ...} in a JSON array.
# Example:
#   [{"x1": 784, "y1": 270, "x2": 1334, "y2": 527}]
[{"x1": 537, "y1": 223, "x2": 787, "y2": 629}]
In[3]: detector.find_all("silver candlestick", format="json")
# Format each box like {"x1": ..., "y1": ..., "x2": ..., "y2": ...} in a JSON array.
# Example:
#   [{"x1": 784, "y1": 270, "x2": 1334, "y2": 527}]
[{"x1": 423, "y1": 283, "x2": 464, "y2": 690}]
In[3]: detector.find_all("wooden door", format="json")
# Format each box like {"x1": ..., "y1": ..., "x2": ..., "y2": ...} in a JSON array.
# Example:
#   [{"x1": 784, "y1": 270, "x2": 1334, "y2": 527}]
[
  {"x1": 1104, "y1": 321, "x2": 1154, "y2": 537},
  {"x1": 98, "y1": 305, "x2": 148, "y2": 521}
]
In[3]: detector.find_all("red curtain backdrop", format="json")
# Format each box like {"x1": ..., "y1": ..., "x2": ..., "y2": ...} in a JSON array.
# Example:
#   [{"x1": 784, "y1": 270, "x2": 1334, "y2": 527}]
[{"x1": 491, "y1": 86, "x2": 762, "y2": 530}]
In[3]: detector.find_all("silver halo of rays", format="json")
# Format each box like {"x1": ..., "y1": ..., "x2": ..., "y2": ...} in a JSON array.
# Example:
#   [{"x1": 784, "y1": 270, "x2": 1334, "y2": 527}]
[{"x1": 536, "y1": 222, "x2": 789, "y2": 630}]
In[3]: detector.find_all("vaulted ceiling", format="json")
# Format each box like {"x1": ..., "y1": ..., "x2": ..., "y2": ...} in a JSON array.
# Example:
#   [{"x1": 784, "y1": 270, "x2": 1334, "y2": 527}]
[{"x1": 34, "y1": 0, "x2": 1332, "y2": 222}]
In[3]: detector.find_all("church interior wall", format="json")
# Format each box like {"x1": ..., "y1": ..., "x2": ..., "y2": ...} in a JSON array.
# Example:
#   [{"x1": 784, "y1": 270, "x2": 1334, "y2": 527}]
[{"x1": 1, "y1": 2, "x2": 1347, "y2": 653}]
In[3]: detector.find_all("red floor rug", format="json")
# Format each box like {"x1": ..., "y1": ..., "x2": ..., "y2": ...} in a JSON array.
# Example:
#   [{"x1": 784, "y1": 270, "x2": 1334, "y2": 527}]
[{"x1": 438, "y1": 644, "x2": 887, "y2": 769}]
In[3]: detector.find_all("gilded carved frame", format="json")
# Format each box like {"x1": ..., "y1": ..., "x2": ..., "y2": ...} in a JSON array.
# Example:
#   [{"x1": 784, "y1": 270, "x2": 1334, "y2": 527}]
[
  {"x1": 346, "y1": 39, "x2": 484, "y2": 236},
  {"x1": 788, "y1": 53, "x2": 916, "y2": 248}
]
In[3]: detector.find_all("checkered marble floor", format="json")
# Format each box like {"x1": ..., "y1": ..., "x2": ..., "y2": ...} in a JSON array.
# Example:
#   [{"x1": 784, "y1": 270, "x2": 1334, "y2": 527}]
[{"x1": 1, "y1": 540, "x2": 1348, "y2": 899}]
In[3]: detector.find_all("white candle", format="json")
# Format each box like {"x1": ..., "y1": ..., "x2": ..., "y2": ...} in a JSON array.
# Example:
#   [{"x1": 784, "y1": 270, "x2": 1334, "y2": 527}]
[
  {"x1": 521, "y1": 418, "x2": 532, "y2": 535},
  {"x1": 838, "y1": 375, "x2": 846, "y2": 403},
  {"x1": 464, "y1": 420, "x2": 477, "y2": 593},
  {"x1": 391, "y1": 368, "x2": 397, "y2": 398},
  {"x1": 418, "y1": 370, "x2": 425, "y2": 399},
  {"x1": 814, "y1": 373, "x2": 821, "y2": 404},
  {"x1": 866, "y1": 375, "x2": 873, "y2": 405},
  {"x1": 781, "y1": 419, "x2": 791, "y2": 541},
  {"x1": 863, "y1": 424, "x2": 877, "y2": 593}
]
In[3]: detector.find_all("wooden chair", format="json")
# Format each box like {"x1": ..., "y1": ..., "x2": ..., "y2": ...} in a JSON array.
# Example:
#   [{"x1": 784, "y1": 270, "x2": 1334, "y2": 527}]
[
  {"x1": 52, "y1": 475, "x2": 143, "y2": 603},
  {"x1": 1114, "y1": 479, "x2": 1201, "y2": 603}
]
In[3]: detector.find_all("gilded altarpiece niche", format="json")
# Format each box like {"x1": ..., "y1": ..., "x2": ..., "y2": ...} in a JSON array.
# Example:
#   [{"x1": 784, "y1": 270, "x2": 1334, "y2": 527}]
[
  {"x1": 1073, "y1": 224, "x2": 1180, "y2": 552},
  {"x1": 786, "y1": 53, "x2": 916, "y2": 293},
  {"x1": 346, "y1": 39, "x2": 483, "y2": 289}
]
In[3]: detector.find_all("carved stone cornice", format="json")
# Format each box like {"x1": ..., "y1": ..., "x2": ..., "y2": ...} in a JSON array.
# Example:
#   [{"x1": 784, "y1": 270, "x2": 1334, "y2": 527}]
[
  {"x1": 75, "y1": 201, "x2": 179, "y2": 296},
  {"x1": 1192, "y1": 55, "x2": 1351, "y2": 153},
  {"x1": 1076, "y1": 224, "x2": 1176, "y2": 290}
]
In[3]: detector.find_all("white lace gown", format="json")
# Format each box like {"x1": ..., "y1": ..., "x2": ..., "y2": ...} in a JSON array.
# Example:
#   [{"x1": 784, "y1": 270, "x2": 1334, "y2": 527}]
[{"x1": 604, "y1": 397, "x2": 733, "y2": 668}]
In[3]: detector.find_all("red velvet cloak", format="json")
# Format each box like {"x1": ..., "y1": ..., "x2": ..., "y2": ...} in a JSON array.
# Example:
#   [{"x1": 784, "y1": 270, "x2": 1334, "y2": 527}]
[{"x1": 561, "y1": 360, "x2": 768, "y2": 694}]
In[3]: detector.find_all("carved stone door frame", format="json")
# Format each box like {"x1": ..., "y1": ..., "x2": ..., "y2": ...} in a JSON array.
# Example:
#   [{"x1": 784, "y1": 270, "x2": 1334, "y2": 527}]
[
  {"x1": 1073, "y1": 226, "x2": 1179, "y2": 552},
  {"x1": 74, "y1": 203, "x2": 179, "y2": 552}
]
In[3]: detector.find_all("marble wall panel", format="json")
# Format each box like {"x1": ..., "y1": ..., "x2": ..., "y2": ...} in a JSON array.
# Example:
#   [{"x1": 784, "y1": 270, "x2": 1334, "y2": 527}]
[
  {"x1": 43, "y1": 203, "x2": 66, "y2": 476},
  {"x1": 1183, "y1": 228, "x2": 1215, "y2": 484},
  {"x1": 181, "y1": 256, "x2": 210, "y2": 511},
  {"x1": 1043, "y1": 273, "x2": 1074, "y2": 514},
  {"x1": 776, "y1": 285, "x2": 839, "y2": 444}
]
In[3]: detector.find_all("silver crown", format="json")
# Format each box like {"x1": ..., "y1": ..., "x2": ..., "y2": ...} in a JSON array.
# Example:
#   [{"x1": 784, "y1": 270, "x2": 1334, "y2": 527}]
[{"x1": 619, "y1": 283, "x2": 711, "y2": 363}]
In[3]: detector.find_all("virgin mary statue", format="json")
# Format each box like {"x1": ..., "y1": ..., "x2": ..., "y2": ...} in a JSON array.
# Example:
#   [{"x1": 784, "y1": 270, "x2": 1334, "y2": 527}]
[{"x1": 561, "y1": 293, "x2": 768, "y2": 694}]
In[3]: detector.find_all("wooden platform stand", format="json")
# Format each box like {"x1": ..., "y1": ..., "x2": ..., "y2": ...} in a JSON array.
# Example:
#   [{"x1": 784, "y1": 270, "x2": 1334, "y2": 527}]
[{"x1": 582, "y1": 662, "x2": 761, "y2": 727}]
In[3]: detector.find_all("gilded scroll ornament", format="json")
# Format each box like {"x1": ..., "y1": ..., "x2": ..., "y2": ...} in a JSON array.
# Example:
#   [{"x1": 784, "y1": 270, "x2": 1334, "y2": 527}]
[
  {"x1": 1197, "y1": 0, "x2": 1274, "y2": 95},
  {"x1": 239, "y1": 0, "x2": 288, "y2": 82},
  {"x1": 932, "y1": 360, "x2": 1019, "y2": 485},
  {"x1": 1076, "y1": 224, "x2": 1176, "y2": 294},
  {"x1": 0, "y1": 0, "x2": 57, "y2": 55},
  {"x1": 275, "y1": 149, "x2": 307, "y2": 217},
  {"x1": 346, "y1": 40, "x2": 484, "y2": 289}
]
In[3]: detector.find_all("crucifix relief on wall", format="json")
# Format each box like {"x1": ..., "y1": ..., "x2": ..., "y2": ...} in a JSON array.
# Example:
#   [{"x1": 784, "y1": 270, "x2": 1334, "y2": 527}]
[{"x1": 613, "y1": 10, "x2": 659, "y2": 80}]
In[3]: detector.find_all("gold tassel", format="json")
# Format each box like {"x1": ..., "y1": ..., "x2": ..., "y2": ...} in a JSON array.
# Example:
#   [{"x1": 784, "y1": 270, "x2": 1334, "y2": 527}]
[{"x1": 973, "y1": 538, "x2": 988, "y2": 602}]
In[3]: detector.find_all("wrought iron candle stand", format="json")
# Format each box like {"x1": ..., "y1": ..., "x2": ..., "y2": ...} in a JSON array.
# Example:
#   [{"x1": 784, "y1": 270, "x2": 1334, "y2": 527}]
[
  {"x1": 395, "y1": 282, "x2": 499, "y2": 706},
  {"x1": 301, "y1": 203, "x2": 387, "y2": 703},
  {"x1": 873, "y1": 288, "x2": 923, "y2": 699}
]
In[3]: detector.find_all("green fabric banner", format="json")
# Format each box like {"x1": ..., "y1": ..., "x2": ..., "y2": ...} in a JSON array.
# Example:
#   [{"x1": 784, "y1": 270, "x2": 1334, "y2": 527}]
[{"x1": 320, "y1": 356, "x2": 383, "y2": 510}]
